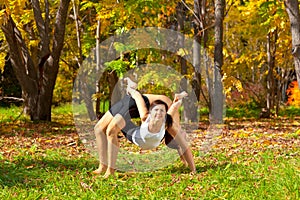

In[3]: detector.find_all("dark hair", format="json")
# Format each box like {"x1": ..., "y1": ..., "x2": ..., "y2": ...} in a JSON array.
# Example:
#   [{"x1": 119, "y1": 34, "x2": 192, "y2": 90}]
[{"x1": 149, "y1": 100, "x2": 173, "y2": 128}]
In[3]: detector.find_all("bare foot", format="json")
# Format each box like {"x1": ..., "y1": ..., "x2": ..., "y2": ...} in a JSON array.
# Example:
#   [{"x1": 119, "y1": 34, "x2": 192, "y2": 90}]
[
  {"x1": 103, "y1": 172, "x2": 114, "y2": 179},
  {"x1": 174, "y1": 91, "x2": 188, "y2": 102},
  {"x1": 123, "y1": 77, "x2": 138, "y2": 95},
  {"x1": 172, "y1": 91, "x2": 188, "y2": 107},
  {"x1": 124, "y1": 77, "x2": 137, "y2": 89},
  {"x1": 103, "y1": 168, "x2": 115, "y2": 178},
  {"x1": 92, "y1": 165, "x2": 107, "y2": 175}
]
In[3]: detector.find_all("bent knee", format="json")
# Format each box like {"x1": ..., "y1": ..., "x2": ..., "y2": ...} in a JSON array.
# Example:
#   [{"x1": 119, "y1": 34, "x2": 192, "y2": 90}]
[
  {"x1": 94, "y1": 122, "x2": 101, "y2": 132},
  {"x1": 93, "y1": 111, "x2": 113, "y2": 133},
  {"x1": 106, "y1": 125, "x2": 120, "y2": 138},
  {"x1": 94, "y1": 122, "x2": 105, "y2": 136}
]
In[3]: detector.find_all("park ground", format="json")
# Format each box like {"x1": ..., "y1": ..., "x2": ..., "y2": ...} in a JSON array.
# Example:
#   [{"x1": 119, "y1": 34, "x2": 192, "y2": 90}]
[{"x1": 0, "y1": 104, "x2": 300, "y2": 199}]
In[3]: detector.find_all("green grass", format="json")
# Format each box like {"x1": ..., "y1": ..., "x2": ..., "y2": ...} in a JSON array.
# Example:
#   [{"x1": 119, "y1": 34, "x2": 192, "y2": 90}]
[
  {"x1": 0, "y1": 104, "x2": 300, "y2": 199},
  {"x1": 226, "y1": 107, "x2": 261, "y2": 119},
  {"x1": 279, "y1": 106, "x2": 300, "y2": 118},
  {"x1": 1, "y1": 148, "x2": 299, "y2": 199},
  {"x1": 0, "y1": 106, "x2": 28, "y2": 123}
]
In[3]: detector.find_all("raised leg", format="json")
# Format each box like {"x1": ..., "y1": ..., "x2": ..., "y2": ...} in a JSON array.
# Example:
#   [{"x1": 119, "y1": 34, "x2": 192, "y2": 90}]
[{"x1": 167, "y1": 91, "x2": 188, "y2": 124}]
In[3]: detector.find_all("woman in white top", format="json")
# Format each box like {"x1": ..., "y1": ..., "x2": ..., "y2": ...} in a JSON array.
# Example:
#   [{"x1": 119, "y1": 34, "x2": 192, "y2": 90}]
[{"x1": 93, "y1": 78, "x2": 196, "y2": 178}]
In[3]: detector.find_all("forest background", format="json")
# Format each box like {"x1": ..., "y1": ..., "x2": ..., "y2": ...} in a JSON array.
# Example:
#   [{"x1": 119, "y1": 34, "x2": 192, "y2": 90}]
[
  {"x1": 0, "y1": 0, "x2": 300, "y2": 199},
  {"x1": 0, "y1": 0, "x2": 300, "y2": 119}
]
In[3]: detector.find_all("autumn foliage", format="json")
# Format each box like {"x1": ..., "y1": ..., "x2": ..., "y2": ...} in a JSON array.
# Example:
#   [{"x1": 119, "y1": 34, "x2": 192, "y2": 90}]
[{"x1": 286, "y1": 81, "x2": 300, "y2": 107}]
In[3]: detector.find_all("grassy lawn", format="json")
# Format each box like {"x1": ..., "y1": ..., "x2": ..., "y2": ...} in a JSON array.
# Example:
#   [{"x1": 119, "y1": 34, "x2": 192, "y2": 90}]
[{"x1": 0, "y1": 104, "x2": 300, "y2": 199}]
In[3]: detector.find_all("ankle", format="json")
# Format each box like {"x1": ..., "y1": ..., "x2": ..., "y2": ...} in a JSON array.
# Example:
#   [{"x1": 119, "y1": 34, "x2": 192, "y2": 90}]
[
  {"x1": 103, "y1": 168, "x2": 115, "y2": 178},
  {"x1": 174, "y1": 91, "x2": 188, "y2": 102},
  {"x1": 106, "y1": 167, "x2": 115, "y2": 174},
  {"x1": 127, "y1": 87, "x2": 136, "y2": 96},
  {"x1": 99, "y1": 164, "x2": 108, "y2": 170}
]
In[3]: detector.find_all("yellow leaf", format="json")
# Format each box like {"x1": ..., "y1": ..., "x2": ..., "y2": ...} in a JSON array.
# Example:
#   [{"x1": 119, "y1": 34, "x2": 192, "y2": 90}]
[
  {"x1": 231, "y1": 156, "x2": 238, "y2": 163},
  {"x1": 232, "y1": 143, "x2": 240, "y2": 148}
]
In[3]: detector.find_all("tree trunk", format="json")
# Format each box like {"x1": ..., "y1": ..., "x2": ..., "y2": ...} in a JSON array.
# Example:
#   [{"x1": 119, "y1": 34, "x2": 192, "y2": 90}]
[
  {"x1": 193, "y1": 0, "x2": 211, "y2": 110},
  {"x1": 192, "y1": 0, "x2": 203, "y2": 102},
  {"x1": 176, "y1": 1, "x2": 198, "y2": 122},
  {"x1": 95, "y1": 19, "x2": 102, "y2": 119},
  {"x1": 73, "y1": 0, "x2": 96, "y2": 121},
  {"x1": 210, "y1": 0, "x2": 225, "y2": 124},
  {"x1": 285, "y1": 0, "x2": 300, "y2": 89},
  {"x1": 176, "y1": 1, "x2": 187, "y2": 122},
  {"x1": 266, "y1": 30, "x2": 277, "y2": 117},
  {"x1": 1, "y1": 0, "x2": 71, "y2": 121}
]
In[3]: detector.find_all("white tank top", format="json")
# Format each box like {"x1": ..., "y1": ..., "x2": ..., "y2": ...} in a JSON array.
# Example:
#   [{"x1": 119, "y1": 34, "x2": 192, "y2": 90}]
[{"x1": 132, "y1": 116, "x2": 165, "y2": 150}]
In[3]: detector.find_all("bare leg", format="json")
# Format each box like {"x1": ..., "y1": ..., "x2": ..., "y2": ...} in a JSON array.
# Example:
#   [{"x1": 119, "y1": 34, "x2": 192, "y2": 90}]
[
  {"x1": 167, "y1": 92, "x2": 195, "y2": 170},
  {"x1": 144, "y1": 94, "x2": 173, "y2": 108},
  {"x1": 104, "y1": 114, "x2": 126, "y2": 178},
  {"x1": 93, "y1": 111, "x2": 114, "y2": 174},
  {"x1": 168, "y1": 91, "x2": 188, "y2": 124}
]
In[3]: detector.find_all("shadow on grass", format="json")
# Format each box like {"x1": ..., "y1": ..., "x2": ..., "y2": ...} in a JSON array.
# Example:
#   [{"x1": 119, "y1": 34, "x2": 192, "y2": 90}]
[
  {"x1": 0, "y1": 157, "x2": 96, "y2": 188},
  {"x1": 164, "y1": 160, "x2": 231, "y2": 175}
]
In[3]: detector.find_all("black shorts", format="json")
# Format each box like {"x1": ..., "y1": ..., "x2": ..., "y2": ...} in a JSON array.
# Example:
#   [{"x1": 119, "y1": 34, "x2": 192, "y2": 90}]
[
  {"x1": 109, "y1": 95, "x2": 150, "y2": 119},
  {"x1": 109, "y1": 95, "x2": 150, "y2": 142}
]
